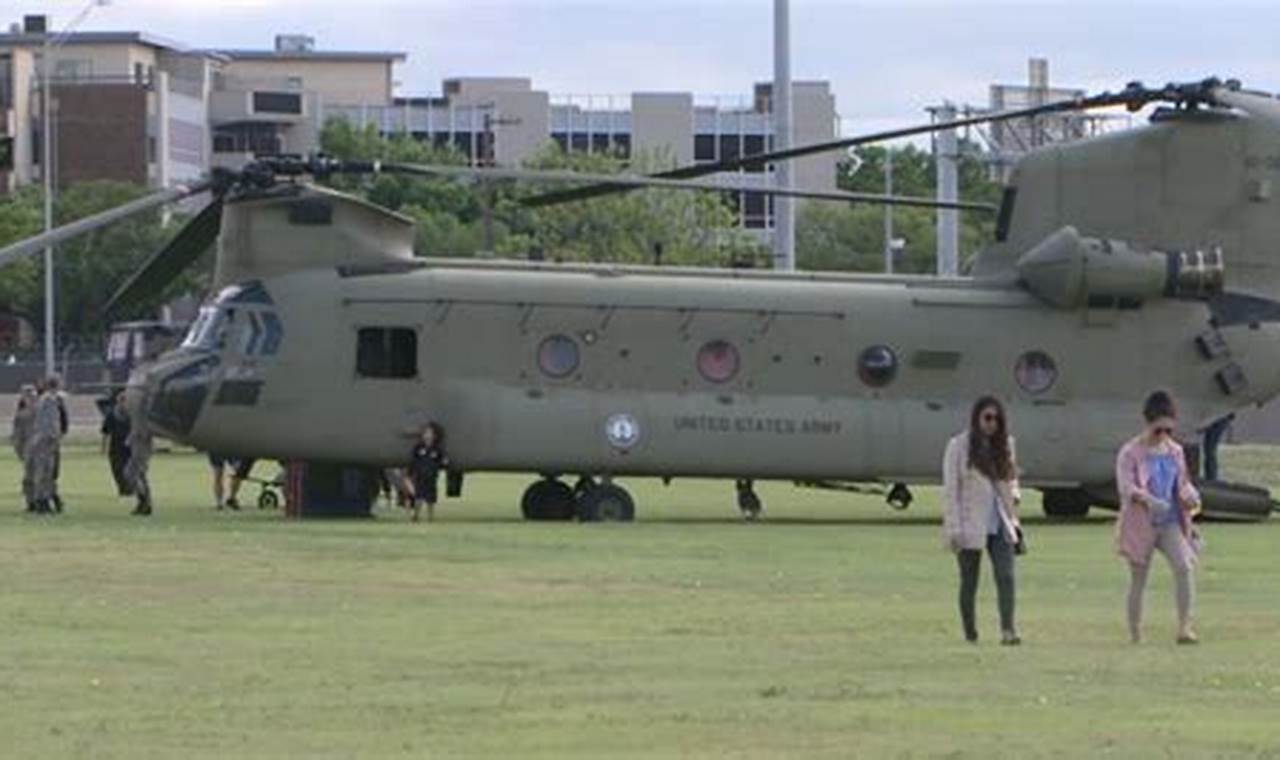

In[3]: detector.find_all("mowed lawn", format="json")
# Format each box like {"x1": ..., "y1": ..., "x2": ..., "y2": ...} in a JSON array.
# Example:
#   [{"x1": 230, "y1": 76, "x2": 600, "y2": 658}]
[{"x1": 1, "y1": 444, "x2": 1278, "y2": 759}]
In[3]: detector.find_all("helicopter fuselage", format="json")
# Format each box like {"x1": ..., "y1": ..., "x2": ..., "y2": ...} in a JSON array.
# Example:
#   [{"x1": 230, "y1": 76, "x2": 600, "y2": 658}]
[{"x1": 139, "y1": 260, "x2": 1280, "y2": 493}]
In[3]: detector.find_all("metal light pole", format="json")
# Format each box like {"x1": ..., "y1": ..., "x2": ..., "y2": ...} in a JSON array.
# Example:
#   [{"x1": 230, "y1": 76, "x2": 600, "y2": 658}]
[
  {"x1": 772, "y1": 0, "x2": 794, "y2": 271},
  {"x1": 934, "y1": 103, "x2": 959, "y2": 277},
  {"x1": 883, "y1": 149, "x2": 894, "y2": 273},
  {"x1": 41, "y1": 0, "x2": 110, "y2": 377}
]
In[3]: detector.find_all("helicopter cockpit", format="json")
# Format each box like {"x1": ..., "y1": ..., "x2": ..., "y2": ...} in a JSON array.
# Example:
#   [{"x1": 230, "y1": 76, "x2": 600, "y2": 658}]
[
  {"x1": 179, "y1": 282, "x2": 283, "y2": 357},
  {"x1": 141, "y1": 281, "x2": 284, "y2": 440}
]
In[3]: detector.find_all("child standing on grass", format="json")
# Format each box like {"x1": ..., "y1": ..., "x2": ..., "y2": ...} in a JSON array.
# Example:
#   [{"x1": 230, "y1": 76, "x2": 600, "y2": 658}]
[{"x1": 406, "y1": 422, "x2": 447, "y2": 522}]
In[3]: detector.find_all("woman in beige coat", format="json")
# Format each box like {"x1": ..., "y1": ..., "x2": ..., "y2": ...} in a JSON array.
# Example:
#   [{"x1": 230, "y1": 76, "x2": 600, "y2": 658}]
[{"x1": 942, "y1": 396, "x2": 1022, "y2": 644}]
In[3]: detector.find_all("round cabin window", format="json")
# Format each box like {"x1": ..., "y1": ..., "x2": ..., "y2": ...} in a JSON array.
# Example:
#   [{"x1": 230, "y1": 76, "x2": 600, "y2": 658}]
[
  {"x1": 537, "y1": 335, "x2": 580, "y2": 378},
  {"x1": 697, "y1": 340, "x2": 740, "y2": 384},
  {"x1": 1015, "y1": 350, "x2": 1058, "y2": 394},
  {"x1": 858, "y1": 345, "x2": 898, "y2": 388}
]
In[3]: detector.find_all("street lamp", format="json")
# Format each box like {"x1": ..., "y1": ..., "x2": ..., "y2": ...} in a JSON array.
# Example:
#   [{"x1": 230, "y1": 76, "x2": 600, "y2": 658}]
[{"x1": 41, "y1": 0, "x2": 110, "y2": 377}]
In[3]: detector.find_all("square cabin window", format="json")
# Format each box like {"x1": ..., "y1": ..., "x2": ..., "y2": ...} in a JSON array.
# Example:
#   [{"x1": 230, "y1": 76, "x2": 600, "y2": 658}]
[{"x1": 356, "y1": 327, "x2": 417, "y2": 379}]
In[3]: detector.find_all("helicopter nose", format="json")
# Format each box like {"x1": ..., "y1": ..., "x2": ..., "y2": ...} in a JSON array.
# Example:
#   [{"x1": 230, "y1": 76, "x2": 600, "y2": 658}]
[{"x1": 136, "y1": 354, "x2": 220, "y2": 439}]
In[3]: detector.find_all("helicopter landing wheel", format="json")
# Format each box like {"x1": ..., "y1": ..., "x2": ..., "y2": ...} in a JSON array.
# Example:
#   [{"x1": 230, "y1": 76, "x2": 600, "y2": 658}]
[
  {"x1": 257, "y1": 489, "x2": 280, "y2": 510},
  {"x1": 578, "y1": 482, "x2": 635, "y2": 522},
  {"x1": 735, "y1": 479, "x2": 763, "y2": 521},
  {"x1": 521, "y1": 478, "x2": 576, "y2": 521},
  {"x1": 887, "y1": 482, "x2": 913, "y2": 511}
]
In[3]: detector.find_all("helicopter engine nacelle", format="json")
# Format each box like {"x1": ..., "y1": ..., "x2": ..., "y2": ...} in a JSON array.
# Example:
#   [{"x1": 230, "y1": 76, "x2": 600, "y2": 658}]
[{"x1": 1016, "y1": 226, "x2": 1223, "y2": 308}]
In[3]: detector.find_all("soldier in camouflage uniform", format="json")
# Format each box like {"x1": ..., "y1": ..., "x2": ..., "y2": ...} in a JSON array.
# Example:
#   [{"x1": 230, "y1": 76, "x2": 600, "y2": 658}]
[
  {"x1": 26, "y1": 378, "x2": 63, "y2": 515},
  {"x1": 10, "y1": 384, "x2": 37, "y2": 511},
  {"x1": 124, "y1": 395, "x2": 154, "y2": 516}
]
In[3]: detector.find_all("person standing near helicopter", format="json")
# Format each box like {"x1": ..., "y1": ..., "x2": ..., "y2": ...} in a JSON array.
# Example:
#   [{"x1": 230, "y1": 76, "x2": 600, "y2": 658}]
[
  {"x1": 406, "y1": 422, "x2": 448, "y2": 522},
  {"x1": 10, "y1": 384, "x2": 37, "y2": 510},
  {"x1": 100, "y1": 390, "x2": 133, "y2": 497},
  {"x1": 1114, "y1": 390, "x2": 1202, "y2": 644},
  {"x1": 942, "y1": 396, "x2": 1023, "y2": 645}
]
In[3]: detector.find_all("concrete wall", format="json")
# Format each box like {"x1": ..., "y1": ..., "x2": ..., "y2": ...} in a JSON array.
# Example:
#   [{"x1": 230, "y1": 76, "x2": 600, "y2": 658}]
[
  {"x1": 7, "y1": 48, "x2": 35, "y2": 187},
  {"x1": 631, "y1": 92, "x2": 694, "y2": 168},
  {"x1": 220, "y1": 59, "x2": 394, "y2": 103},
  {"x1": 491, "y1": 90, "x2": 551, "y2": 165},
  {"x1": 791, "y1": 81, "x2": 837, "y2": 193},
  {"x1": 51, "y1": 43, "x2": 157, "y2": 80}
]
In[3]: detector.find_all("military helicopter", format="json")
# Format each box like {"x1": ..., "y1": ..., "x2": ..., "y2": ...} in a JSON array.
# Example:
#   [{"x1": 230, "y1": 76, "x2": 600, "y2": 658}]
[{"x1": 2, "y1": 77, "x2": 1279, "y2": 522}]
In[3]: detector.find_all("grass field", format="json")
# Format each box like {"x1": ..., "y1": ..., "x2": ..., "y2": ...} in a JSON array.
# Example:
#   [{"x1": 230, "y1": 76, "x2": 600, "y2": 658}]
[{"x1": 1, "y1": 444, "x2": 1278, "y2": 759}]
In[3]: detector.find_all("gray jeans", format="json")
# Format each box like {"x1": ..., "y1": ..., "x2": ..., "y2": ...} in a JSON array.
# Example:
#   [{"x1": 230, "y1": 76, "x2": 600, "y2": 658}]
[{"x1": 957, "y1": 532, "x2": 1016, "y2": 639}]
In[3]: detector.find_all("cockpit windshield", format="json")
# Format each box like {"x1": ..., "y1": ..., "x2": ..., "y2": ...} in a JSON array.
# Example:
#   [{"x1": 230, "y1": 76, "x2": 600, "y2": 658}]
[{"x1": 181, "y1": 306, "x2": 234, "y2": 351}]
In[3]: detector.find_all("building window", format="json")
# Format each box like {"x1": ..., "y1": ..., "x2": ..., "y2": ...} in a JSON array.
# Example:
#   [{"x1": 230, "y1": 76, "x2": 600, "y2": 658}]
[
  {"x1": 1014, "y1": 350, "x2": 1057, "y2": 394},
  {"x1": 742, "y1": 192, "x2": 768, "y2": 229},
  {"x1": 538, "y1": 335, "x2": 580, "y2": 378},
  {"x1": 611, "y1": 133, "x2": 631, "y2": 160},
  {"x1": 356, "y1": 327, "x2": 417, "y2": 379},
  {"x1": 252, "y1": 91, "x2": 303, "y2": 115},
  {"x1": 694, "y1": 134, "x2": 716, "y2": 162},
  {"x1": 858, "y1": 345, "x2": 898, "y2": 388},
  {"x1": 697, "y1": 340, "x2": 740, "y2": 384}
]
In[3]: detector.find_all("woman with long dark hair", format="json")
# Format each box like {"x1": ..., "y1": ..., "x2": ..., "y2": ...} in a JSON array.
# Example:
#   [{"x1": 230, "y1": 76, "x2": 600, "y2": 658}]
[
  {"x1": 942, "y1": 396, "x2": 1023, "y2": 644},
  {"x1": 1115, "y1": 390, "x2": 1201, "y2": 644}
]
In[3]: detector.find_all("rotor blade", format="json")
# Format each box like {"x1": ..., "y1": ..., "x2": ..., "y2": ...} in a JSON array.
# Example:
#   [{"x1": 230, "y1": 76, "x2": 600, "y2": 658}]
[
  {"x1": 381, "y1": 162, "x2": 995, "y2": 212},
  {"x1": 103, "y1": 196, "x2": 224, "y2": 319},
  {"x1": 1210, "y1": 85, "x2": 1280, "y2": 129},
  {"x1": 518, "y1": 81, "x2": 1204, "y2": 209},
  {"x1": 0, "y1": 181, "x2": 211, "y2": 268}
]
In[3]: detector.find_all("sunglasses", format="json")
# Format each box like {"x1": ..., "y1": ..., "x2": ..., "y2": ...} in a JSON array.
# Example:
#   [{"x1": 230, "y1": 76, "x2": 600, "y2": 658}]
[
  {"x1": 1153, "y1": 425, "x2": 1175, "y2": 436},
  {"x1": 980, "y1": 413, "x2": 1001, "y2": 423}
]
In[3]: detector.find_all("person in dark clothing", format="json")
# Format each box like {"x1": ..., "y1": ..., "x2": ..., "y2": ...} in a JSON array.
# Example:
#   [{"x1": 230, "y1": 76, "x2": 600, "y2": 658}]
[
  {"x1": 224, "y1": 458, "x2": 257, "y2": 510},
  {"x1": 406, "y1": 422, "x2": 447, "y2": 522},
  {"x1": 1202, "y1": 413, "x2": 1234, "y2": 482},
  {"x1": 100, "y1": 390, "x2": 133, "y2": 497}
]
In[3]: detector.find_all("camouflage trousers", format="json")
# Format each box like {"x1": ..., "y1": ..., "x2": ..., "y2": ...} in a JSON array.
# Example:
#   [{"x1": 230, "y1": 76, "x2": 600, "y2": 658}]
[
  {"x1": 13, "y1": 445, "x2": 32, "y2": 503},
  {"x1": 23, "y1": 437, "x2": 58, "y2": 502}
]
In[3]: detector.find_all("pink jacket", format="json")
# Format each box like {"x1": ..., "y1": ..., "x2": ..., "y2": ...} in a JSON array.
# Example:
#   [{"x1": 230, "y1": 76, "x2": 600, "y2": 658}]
[
  {"x1": 1114, "y1": 435, "x2": 1199, "y2": 564},
  {"x1": 942, "y1": 432, "x2": 1021, "y2": 551}
]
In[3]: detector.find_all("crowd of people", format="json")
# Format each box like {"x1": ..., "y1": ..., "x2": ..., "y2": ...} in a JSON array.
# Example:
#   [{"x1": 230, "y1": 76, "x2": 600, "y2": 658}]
[
  {"x1": 9, "y1": 376, "x2": 1207, "y2": 642},
  {"x1": 9, "y1": 378, "x2": 451, "y2": 523}
]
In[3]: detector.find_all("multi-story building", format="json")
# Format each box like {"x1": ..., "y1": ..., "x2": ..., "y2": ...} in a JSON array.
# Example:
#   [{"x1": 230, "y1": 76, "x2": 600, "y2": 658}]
[
  {"x1": 205, "y1": 34, "x2": 405, "y2": 167},
  {"x1": 0, "y1": 16, "x2": 220, "y2": 193},
  {"x1": 3, "y1": 20, "x2": 840, "y2": 234}
]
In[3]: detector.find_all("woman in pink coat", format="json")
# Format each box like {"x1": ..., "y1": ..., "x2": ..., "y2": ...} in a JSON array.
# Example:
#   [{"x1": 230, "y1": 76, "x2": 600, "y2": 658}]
[
  {"x1": 942, "y1": 396, "x2": 1023, "y2": 645},
  {"x1": 1114, "y1": 390, "x2": 1202, "y2": 644}
]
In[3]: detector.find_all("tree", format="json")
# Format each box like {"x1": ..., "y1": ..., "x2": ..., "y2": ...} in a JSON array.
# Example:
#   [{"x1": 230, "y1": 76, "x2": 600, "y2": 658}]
[
  {"x1": 808, "y1": 142, "x2": 1003, "y2": 274},
  {"x1": 0, "y1": 181, "x2": 200, "y2": 346},
  {"x1": 318, "y1": 119, "x2": 767, "y2": 266}
]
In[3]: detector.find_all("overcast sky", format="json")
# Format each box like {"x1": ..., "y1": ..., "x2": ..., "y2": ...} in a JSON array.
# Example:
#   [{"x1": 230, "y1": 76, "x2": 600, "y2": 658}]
[{"x1": 25, "y1": 0, "x2": 1280, "y2": 137}]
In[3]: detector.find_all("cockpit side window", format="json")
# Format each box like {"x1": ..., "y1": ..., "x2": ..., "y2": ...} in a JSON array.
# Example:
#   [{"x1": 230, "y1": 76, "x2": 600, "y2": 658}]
[{"x1": 356, "y1": 327, "x2": 418, "y2": 379}]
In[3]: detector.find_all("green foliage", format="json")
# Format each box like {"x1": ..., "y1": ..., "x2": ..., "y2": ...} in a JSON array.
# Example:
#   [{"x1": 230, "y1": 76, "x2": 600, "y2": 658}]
[
  {"x1": 819, "y1": 143, "x2": 1003, "y2": 273},
  {"x1": 0, "y1": 181, "x2": 198, "y2": 344},
  {"x1": 318, "y1": 119, "x2": 767, "y2": 266}
]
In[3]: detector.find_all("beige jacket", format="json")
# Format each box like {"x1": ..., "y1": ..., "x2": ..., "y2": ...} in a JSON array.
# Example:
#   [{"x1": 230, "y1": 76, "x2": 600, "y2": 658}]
[{"x1": 942, "y1": 431, "x2": 1021, "y2": 551}]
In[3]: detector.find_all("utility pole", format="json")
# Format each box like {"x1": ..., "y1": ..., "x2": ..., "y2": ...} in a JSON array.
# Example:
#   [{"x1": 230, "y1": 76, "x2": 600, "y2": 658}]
[
  {"x1": 934, "y1": 103, "x2": 959, "y2": 277},
  {"x1": 42, "y1": 28, "x2": 54, "y2": 376},
  {"x1": 39, "y1": 0, "x2": 110, "y2": 377},
  {"x1": 772, "y1": 0, "x2": 794, "y2": 271}
]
